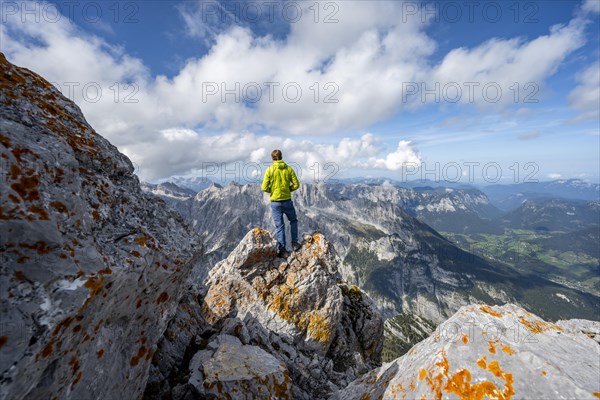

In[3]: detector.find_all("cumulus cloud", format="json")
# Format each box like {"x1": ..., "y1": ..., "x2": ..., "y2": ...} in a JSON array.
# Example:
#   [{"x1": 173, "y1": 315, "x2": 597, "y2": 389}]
[
  {"x1": 1, "y1": 0, "x2": 595, "y2": 180},
  {"x1": 547, "y1": 173, "x2": 562, "y2": 179},
  {"x1": 568, "y1": 61, "x2": 600, "y2": 122},
  {"x1": 582, "y1": 0, "x2": 600, "y2": 15},
  {"x1": 431, "y1": 18, "x2": 586, "y2": 108},
  {"x1": 125, "y1": 130, "x2": 407, "y2": 180},
  {"x1": 370, "y1": 141, "x2": 421, "y2": 171}
]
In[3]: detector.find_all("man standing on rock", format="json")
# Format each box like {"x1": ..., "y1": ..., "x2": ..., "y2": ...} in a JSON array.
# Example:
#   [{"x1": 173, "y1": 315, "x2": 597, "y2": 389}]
[{"x1": 262, "y1": 149, "x2": 301, "y2": 257}]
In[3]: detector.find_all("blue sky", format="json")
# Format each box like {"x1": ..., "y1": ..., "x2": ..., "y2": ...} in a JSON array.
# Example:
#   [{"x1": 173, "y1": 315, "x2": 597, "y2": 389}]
[{"x1": 1, "y1": 0, "x2": 599, "y2": 184}]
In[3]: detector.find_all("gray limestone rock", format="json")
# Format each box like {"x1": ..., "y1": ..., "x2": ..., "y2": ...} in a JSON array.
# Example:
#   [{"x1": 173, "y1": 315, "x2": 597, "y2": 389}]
[
  {"x1": 145, "y1": 229, "x2": 384, "y2": 399},
  {"x1": 331, "y1": 304, "x2": 600, "y2": 400},
  {"x1": 0, "y1": 53, "x2": 202, "y2": 400}
]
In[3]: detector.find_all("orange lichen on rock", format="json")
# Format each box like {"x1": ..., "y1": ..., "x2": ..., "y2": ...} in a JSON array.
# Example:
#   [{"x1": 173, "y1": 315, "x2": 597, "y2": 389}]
[
  {"x1": 19, "y1": 241, "x2": 51, "y2": 254},
  {"x1": 49, "y1": 201, "x2": 68, "y2": 213},
  {"x1": 80, "y1": 276, "x2": 104, "y2": 309},
  {"x1": 501, "y1": 345, "x2": 514, "y2": 356},
  {"x1": 68, "y1": 355, "x2": 80, "y2": 375},
  {"x1": 419, "y1": 368, "x2": 427, "y2": 381},
  {"x1": 268, "y1": 285, "x2": 300, "y2": 322},
  {"x1": 592, "y1": 392, "x2": 600, "y2": 398},
  {"x1": 17, "y1": 256, "x2": 30, "y2": 264},
  {"x1": 462, "y1": 334, "x2": 469, "y2": 345},
  {"x1": 130, "y1": 346, "x2": 149, "y2": 367},
  {"x1": 10, "y1": 174, "x2": 41, "y2": 202},
  {"x1": 40, "y1": 340, "x2": 54, "y2": 358},
  {"x1": 133, "y1": 236, "x2": 149, "y2": 247},
  {"x1": 0, "y1": 133, "x2": 11, "y2": 147},
  {"x1": 444, "y1": 367, "x2": 513, "y2": 400},
  {"x1": 251, "y1": 227, "x2": 271, "y2": 242},
  {"x1": 156, "y1": 292, "x2": 169, "y2": 304},
  {"x1": 389, "y1": 381, "x2": 407, "y2": 400},
  {"x1": 419, "y1": 351, "x2": 514, "y2": 400},
  {"x1": 476, "y1": 356, "x2": 487, "y2": 370},
  {"x1": 518, "y1": 316, "x2": 561, "y2": 334},
  {"x1": 73, "y1": 371, "x2": 82, "y2": 385},
  {"x1": 84, "y1": 276, "x2": 104, "y2": 294},
  {"x1": 51, "y1": 316, "x2": 74, "y2": 336},
  {"x1": 301, "y1": 311, "x2": 332, "y2": 344},
  {"x1": 488, "y1": 341, "x2": 497, "y2": 354},
  {"x1": 479, "y1": 305, "x2": 503, "y2": 318},
  {"x1": 28, "y1": 205, "x2": 49, "y2": 220},
  {"x1": 98, "y1": 268, "x2": 112, "y2": 275}
]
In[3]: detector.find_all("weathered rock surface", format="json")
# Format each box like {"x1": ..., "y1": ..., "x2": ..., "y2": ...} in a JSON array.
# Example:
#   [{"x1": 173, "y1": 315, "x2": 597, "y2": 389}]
[
  {"x1": 145, "y1": 229, "x2": 384, "y2": 400},
  {"x1": 0, "y1": 53, "x2": 202, "y2": 399},
  {"x1": 189, "y1": 334, "x2": 292, "y2": 399},
  {"x1": 331, "y1": 304, "x2": 600, "y2": 400},
  {"x1": 556, "y1": 318, "x2": 600, "y2": 344}
]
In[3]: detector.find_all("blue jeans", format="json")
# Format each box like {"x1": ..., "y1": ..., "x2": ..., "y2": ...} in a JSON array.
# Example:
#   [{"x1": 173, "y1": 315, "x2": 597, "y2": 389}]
[{"x1": 271, "y1": 200, "x2": 298, "y2": 251}]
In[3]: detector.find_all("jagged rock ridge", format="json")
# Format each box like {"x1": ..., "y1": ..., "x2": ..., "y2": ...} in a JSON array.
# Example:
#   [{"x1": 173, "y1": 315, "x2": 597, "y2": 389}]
[
  {"x1": 0, "y1": 53, "x2": 202, "y2": 399},
  {"x1": 145, "y1": 229, "x2": 384, "y2": 400}
]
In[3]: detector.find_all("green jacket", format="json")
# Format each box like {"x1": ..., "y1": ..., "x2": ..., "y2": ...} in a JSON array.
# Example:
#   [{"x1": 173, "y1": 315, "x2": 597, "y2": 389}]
[{"x1": 261, "y1": 160, "x2": 300, "y2": 201}]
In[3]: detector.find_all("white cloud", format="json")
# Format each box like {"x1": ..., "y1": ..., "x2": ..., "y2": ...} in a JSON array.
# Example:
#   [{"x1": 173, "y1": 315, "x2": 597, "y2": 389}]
[
  {"x1": 547, "y1": 173, "x2": 562, "y2": 179},
  {"x1": 582, "y1": 0, "x2": 600, "y2": 15},
  {"x1": 568, "y1": 61, "x2": 600, "y2": 122},
  {"x1": 1, "y1": 0, "x2": 595, "y2": 180},
  {"x1": 124, "y1": 130, "x2": 412, "y2": 180},
  {"x1": 371, "y1": 141, "x2": 421, "y2": 171},
  {"x1": 431, "y1": 18, "x2": 586, "y2": 108}
]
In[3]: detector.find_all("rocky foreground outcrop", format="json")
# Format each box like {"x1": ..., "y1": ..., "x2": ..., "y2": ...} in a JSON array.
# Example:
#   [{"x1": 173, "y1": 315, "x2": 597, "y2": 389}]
[
  {"x1": 332, "y1": 304, "x2": 600, "y2": 400},
  {"x1": 145, "y1": 229, "x2": 384, "y2": 399},
  {"x1": 0, "y1": 53, "x2": 202, "y2": 399}
]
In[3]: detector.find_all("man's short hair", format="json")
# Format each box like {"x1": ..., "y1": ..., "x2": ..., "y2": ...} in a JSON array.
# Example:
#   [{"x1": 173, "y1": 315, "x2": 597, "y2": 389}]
[{"x1": 271, "y1": 149, "x2": 282, "y2": 161}]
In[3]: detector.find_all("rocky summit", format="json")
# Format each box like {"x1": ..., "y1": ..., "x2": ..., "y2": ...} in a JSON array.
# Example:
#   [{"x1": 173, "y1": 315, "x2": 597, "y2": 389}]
[
  {"x1": 0, "y1": 53, "x2": 201, "y2": 399},
  {"x1": 332, "y1": 304, "x2": 600, "y2": 400},
  {"x1": 145, "y1": 229, "x2": 384, "y2": 400},
  {"x1": 1, "y1": 53, "x2": 599, "y2": 400}
]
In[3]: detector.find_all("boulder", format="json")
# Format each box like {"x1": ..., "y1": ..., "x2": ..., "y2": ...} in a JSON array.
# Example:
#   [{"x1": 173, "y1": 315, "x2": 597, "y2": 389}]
[{"x1": 331, "y1": 304, "x2": 600, "y2": 400}]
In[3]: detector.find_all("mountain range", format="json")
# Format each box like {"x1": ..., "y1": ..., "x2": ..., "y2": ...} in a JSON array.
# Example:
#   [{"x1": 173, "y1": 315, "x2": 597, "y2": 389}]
[
  {"x1": 482, "y1": 179, "x2": 600, "y2": 211},
  {"x1": 147, "y1": 182, "x2": 599, "y2": 326}
]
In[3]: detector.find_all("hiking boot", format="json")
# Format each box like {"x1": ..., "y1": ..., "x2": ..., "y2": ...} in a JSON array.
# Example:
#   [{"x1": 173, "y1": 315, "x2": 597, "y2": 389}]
[
  {"x1": 277, "y1": 249, "x2": 290, "y2": 258},
  {"x1": 292, "y1": 242, "x2": 302, "y2": 252}
]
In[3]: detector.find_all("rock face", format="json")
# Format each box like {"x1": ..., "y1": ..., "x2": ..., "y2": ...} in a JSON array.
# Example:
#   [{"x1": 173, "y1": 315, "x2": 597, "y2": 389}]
[
  {"x1": 382, "y1": 312, "x2": 436, "y2": 362},
  {"x1": 331, "y1": 304, "x2": 600, "y2": 400},
  {"x1": 141, "y1": 182, "x2": 197, "y2": 201},
  {"x1": 0, "y1": 53, "x2": 202, "y2": 399},
  {"x1": 145, "y1": 229, "x2": 384, "y2": 400}
]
